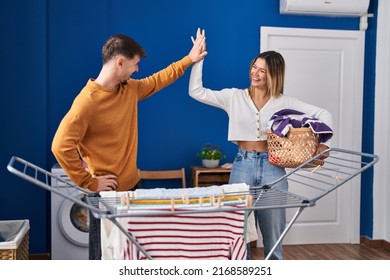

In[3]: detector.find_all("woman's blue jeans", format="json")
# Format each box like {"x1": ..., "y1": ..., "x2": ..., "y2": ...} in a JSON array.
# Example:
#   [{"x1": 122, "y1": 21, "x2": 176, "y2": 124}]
[{"x1": 229, "y1": 148, "x2": 288, "y2": 260}]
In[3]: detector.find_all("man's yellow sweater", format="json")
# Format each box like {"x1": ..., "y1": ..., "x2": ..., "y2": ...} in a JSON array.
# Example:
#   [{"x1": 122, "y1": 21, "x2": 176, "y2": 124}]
[{"x1": 52, "y1": 56, "x2": 192, "y2": 192}]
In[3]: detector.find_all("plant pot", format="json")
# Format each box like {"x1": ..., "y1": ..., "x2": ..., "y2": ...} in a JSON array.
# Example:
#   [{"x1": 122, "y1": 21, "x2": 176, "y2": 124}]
[{"x1": 202, "y1": 159, "x2": 220, "y2": 168}]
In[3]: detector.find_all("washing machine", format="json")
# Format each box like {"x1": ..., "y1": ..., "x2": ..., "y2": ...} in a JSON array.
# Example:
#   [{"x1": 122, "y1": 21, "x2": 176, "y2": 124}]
[{"x1": 51, "y1": 164, "x2": 89, "y2": 260}]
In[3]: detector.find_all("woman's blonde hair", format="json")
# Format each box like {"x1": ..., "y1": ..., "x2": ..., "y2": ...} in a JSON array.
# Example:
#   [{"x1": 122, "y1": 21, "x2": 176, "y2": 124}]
[{"x1": 249, "y1": 51, "x2": 285, "y2": 98}]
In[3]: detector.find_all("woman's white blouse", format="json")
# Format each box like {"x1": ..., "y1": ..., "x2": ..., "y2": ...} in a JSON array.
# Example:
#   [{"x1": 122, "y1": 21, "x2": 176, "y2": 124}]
[{"x1": 189, "y1": 60, "x2": 333, "y2": 146}]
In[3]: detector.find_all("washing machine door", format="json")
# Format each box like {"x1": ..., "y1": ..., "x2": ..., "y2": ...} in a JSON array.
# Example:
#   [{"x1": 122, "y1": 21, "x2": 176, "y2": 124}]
[{"x1": 58, "y1": 192, "x2": 89, "y2": 247}]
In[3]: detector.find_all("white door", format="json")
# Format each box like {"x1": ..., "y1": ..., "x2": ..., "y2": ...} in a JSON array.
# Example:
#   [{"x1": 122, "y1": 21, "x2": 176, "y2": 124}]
[{"x1": 260, "y1": 26, "x2": 365, "y2": 244}]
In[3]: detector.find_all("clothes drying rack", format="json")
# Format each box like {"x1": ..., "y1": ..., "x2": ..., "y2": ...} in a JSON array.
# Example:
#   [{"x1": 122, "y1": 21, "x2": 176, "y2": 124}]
[{"x1": 7, "y1": 148, "x2": 378, "y2": 260}]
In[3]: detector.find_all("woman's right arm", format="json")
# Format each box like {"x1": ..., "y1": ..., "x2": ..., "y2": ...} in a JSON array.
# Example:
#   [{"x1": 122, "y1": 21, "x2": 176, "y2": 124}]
[{"x1": 189, "y1": 59, "x2": 231, "y2": 110}]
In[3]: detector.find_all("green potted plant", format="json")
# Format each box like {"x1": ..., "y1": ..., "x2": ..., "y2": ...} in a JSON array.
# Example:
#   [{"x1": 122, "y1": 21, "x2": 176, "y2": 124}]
[{"x1": 197, "y1": 143, "x2": 226, "y2": 168}]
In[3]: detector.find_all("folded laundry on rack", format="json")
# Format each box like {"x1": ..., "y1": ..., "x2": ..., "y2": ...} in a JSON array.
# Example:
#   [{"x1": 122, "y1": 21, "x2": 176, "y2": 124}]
[
  {"x1": 134, "y1": 185, "x2": 223, "y2": 199},
  {"x1": 268, "y1": 108, "x2": 333, "y2": 143},
  {"x1": 99, "y1": 183, "x2": 249, "y2": 200},
  {"x1": 100, "y1": 183, "x2": 258, "y2": 260}
]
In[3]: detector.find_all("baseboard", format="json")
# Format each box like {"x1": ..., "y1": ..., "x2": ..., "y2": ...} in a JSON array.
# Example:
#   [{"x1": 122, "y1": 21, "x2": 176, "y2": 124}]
[
  {"x1": 28, "y1": 253, "x2": 51, "y2": 260},
  {"x1": 360, "y1": 236, "x2": 390, "y2": 252},
  {"x1": 249, "y1": 240, "x2": 257, "y2": 248},
  {"x1": 384, "y1": 240, "x2": 390, "y2": 252},
  {"x1": 28, "y1": 239, "x2": 389, "y2": 260}
]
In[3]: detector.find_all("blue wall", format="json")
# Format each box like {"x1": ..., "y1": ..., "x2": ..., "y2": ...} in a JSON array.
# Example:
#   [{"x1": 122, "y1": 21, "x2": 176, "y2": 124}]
[{"x1": 0, "y1": 0, "x2": 377, "y2": 254}]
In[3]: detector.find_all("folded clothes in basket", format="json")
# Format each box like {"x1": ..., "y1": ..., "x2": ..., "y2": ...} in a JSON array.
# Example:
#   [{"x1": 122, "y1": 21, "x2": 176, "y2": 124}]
[{"x1": 268, "y1": 108, "x2": 333, "y2": 143}]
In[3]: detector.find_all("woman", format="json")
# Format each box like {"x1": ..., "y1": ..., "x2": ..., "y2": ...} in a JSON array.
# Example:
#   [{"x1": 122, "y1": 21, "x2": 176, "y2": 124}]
[{"x1": 189, "y1": 50, "x2": 333, "y2": 259}]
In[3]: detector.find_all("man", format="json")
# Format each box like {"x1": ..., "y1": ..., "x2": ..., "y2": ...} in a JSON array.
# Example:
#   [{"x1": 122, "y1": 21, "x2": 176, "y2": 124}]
[{"x1": 52, "y1": 28, "x2": 207, "y2": 259}]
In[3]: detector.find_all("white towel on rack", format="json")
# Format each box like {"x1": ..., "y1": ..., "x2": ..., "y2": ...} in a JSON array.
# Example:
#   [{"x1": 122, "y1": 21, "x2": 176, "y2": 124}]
[
  {"x1": 134, "y1": 185, "x2": 224, "y2": 199},
  {"x1": 220, "y1": 184, "x2": 258, "y2": 243},
  {"x1": 100, "y1": 185, "x2": 224, "y2": 200},
  {"x1": 101, "y1": 219, "x2": 124, "y2": 260},
  {"x1": 100, "y1": 183, "x2": 250, "y2": 199}
]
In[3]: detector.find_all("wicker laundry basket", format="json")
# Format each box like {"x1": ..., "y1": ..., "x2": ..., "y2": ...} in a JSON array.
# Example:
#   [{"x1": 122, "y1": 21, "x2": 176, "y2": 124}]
[
  {"x1": 267, "y1": 128, "x2": 321, "y2": 168},
  {"x1": 0, "y1": 220, "x2": 30, "y2": 260}
]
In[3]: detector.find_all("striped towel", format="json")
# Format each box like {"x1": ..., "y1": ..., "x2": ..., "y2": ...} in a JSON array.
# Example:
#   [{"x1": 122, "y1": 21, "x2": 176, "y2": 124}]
[
  {"x1": 100, "y1": 183, "x2": 256, "y2": 260},
  {"x1": 120, "y1": 206, "x2": 247, "y2": 260}
]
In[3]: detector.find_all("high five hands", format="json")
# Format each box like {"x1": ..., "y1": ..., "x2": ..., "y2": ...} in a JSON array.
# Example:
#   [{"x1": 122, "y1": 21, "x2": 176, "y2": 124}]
[{"x1": 188, "y1": 28, "x2": 207, "y2": 63}]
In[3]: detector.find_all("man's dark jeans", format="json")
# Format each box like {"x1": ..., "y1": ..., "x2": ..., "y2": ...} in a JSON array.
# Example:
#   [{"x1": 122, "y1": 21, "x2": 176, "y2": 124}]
[{"x1": 86, "y1": 181, "x2": 142, "y2": 260}]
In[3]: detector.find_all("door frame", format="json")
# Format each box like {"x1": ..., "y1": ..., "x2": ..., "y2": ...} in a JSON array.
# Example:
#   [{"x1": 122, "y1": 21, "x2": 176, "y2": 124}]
[{"x1": 374, "y1": 0, "x2": 390, "y2": 242}]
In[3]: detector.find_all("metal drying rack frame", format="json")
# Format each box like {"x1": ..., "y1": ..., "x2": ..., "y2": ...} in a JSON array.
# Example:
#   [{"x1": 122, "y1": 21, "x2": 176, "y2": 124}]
[{"x1": 7, "y1": 148, "x2": 379, "y2": 260}]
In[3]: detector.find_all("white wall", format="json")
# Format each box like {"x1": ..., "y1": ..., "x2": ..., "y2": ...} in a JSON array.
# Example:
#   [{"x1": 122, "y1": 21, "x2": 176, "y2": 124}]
[{"x1": 373, "y1": 0, "x2": 390, "y2": 242}]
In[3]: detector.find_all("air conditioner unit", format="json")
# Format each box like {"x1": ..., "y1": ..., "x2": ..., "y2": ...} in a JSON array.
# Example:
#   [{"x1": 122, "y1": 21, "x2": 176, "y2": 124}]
[{"x1": 280, "y1": 0, "x2": 370, "y2": 17}]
